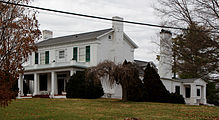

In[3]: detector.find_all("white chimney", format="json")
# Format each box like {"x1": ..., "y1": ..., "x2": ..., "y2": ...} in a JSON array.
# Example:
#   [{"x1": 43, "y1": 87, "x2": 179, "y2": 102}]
[
  {"x1": 112, "y1": 16, "x2": 123, "y2": 32},
  {"x1": 112, "y1": 16, "x2": 124, "y2": 63},
  {"x1": 158, "y1": 29, "x2": 173, "y2": 79},
  {"x1": 42, "y1": 30, "x2": 53, "y2": 40}
]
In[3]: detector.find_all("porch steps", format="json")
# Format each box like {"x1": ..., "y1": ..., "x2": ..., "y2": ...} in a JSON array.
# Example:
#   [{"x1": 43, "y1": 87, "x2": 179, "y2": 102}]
[{"x1": 33, "y1": 95, "x2": 50, "y2": 98}]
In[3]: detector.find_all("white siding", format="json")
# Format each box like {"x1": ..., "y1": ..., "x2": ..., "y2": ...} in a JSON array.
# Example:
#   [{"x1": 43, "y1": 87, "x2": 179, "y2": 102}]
[{"x1": 97, "y1": 33, "x2": 135, "y2": 64}]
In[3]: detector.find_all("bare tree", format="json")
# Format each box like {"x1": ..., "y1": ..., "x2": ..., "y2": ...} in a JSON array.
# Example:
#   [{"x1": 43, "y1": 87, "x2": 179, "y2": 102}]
[
  {"x1": 154, "y1": 0, "x2": 219, "y2": 77},
  {"x1": 195, "y1": 0, "x2": 219, "y2": 31},
  {"x1": 0, "y1": 0, "x2": 41, "y2": 106},
  {"x1": 155, "y1": 0, "x2": 195, "y2": 28},
  {"x1": 155, "y1": 0, "x2": 218, "y2": 32}
]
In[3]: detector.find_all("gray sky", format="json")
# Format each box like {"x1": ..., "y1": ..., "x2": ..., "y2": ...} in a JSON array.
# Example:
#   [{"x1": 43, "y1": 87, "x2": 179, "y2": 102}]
[{"x1": 32, "y1": 0, "x2": 161, "y2": 64}]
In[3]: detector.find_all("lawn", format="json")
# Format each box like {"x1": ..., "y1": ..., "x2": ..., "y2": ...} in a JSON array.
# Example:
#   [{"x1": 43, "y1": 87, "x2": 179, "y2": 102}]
[{"x1": 0, "y1": 98, "x2": 219, "y2": 120}]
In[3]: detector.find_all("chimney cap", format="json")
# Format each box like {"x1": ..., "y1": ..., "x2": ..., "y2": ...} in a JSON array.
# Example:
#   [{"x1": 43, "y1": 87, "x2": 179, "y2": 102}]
[
  {"x1": 160, "y1": 29, "x2": 172, "y2": 35},
  {"x1": 112, "y1": 16, "x2": 123, "y2": 20}
]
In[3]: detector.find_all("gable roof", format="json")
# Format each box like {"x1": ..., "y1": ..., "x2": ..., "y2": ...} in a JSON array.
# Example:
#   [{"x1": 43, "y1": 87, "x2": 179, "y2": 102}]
[
  {"x1": 37, "y1": 28, "x2": 113, "y2": 47},
  {"x1": 124, "y1": 33, "x2": 138, "y2": 48}
]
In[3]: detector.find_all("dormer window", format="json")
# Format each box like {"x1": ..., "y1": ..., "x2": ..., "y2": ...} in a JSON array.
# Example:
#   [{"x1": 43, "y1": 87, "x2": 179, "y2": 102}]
[{"x1": 59, "y1": 50, "x2": 65, "y2": 59}]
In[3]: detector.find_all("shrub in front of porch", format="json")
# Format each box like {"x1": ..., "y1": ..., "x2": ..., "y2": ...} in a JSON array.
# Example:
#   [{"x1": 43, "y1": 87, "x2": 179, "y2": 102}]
[{"x1": 66, "y1": 71, "x2": 104, "y2": 99}]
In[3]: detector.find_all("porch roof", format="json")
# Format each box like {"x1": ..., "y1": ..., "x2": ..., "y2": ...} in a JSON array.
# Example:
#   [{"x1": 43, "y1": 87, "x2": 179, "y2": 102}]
[
  {"x1": 161, "y1": 77, "x2": 206, "y2": 84},
  {"x1": 24, "y1": 64, "x2": 87, "y2": 73},
  {"x1": 175, "y1": 78, "x2": 198, "y2": 83}
]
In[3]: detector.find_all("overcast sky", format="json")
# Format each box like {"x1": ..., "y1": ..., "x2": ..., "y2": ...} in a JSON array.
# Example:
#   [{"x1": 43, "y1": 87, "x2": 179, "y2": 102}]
[{"x1": 32, "y1": 0, "x2": 161, "y2": 64}]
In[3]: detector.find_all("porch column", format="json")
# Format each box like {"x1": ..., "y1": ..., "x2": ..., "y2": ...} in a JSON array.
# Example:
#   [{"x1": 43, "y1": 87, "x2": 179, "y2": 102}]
[
  {"x1": 51, "y1": 71, "x2": 56, "y2": 97},
  {"x1": 18, "y1": 74, "x2": 24, "y2": 97},
  {"x1": 33, "y1": 73, "x2": 38, "y2": 96},
  {"x1": 181, "y1": 85, "x2": 185, "y2": 98},
  {"x1": 201, "y1": 85, "x2": 207, "y2": 104},
  {"x1": 190, "y1": 84, "x2": 197, "y2": 105},
  {"x1": 70, "y1": 70, "x2": 75, "y2": 76}
]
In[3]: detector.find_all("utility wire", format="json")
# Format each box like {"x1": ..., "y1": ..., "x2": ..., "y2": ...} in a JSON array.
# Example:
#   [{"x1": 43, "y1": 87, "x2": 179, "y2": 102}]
[{"x1": 0, "y1": 0, "x2": 218, "y2": 33}]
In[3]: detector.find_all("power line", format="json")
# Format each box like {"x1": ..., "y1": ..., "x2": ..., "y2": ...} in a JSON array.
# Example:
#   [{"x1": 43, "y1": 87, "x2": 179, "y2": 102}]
[{"x1": 0, "y1": 0, "x2": 218, "y2": 33}]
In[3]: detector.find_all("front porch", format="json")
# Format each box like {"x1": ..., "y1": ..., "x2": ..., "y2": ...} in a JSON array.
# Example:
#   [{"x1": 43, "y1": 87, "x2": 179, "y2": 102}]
[
  {"x1": 183, "y1": 83, "x2": 207, "y2": 105},
  {"x1": 17, "y1": 68, "x2": 83, "y2": 98}
]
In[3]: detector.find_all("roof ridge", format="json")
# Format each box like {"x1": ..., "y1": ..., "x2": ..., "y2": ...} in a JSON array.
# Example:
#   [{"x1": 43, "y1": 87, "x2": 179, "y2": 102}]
[
  {"x1": 73, "y1": 28, "x2": 112, "y2": 36},
  {"x1": 52, "y1": 28, "x2": 111, "y2": 40},
  {"x1": 37, "y1": 28, "x2": 113, "y2": 46}
]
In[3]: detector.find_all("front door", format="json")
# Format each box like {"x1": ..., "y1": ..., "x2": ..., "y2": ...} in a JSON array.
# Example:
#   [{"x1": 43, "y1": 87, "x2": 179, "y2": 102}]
[{"x1": 58, "y1": 79, "x2": 64, "y2": 95}]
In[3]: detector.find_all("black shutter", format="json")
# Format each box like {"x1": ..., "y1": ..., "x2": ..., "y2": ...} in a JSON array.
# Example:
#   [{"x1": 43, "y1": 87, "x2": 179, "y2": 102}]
[
  {"x1": 45, "y1": 51, "x2": 49, "y2": 64},
  {"x1": 86, "y1": 46, "x2": 90, "y2": 62},
  {"x1": 35, "y1": 52, "x2": 38, "y2": 64},
  {"x1": 73, "y1": 47, "x2": 78, "y2": 61}
]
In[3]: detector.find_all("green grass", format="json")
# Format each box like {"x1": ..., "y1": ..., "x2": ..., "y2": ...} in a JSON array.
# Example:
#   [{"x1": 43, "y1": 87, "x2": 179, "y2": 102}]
[{"x1": 0, "y1": 98, "x2": 219, "y2": 120}]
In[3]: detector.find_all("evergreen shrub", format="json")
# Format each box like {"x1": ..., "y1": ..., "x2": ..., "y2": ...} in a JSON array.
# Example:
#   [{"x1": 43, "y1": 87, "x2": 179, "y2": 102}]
[{"x1": 66, "y1": 71, "x2": 104, "y2": 99}]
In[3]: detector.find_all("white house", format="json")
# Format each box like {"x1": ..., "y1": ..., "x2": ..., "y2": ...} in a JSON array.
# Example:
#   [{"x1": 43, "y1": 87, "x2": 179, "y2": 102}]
[
  {"x1": 18, "y1": 16, "x2": 138, "y2": 98},
  {"x1": 18, "y1": 16, "x2": 207, "y2": 105},
  {"x1": 158, "y1": 29, "x2": 207, "y2": 105}
]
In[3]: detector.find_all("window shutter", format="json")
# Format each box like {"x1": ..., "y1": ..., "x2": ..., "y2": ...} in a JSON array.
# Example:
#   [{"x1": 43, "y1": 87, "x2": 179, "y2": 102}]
[
  {"x1": 73, "y1": 47, "x2": 78, "y2": 61},
  {"x1": 35, "y1": 52, "x2": 38, "y2": 64},
  {"x1": 86, "y1": 46, "x2": 90, "y2": 62},
  {"x1": 45, "y1": 51, "x2": 49, "y2": 64}
]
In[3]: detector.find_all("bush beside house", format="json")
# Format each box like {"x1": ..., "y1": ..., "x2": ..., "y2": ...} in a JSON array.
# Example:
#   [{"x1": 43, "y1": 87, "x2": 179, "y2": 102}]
[
  {"x1": 84, "y1": 79, "x2": 104, "y2": 99},
  {"x1": 67, "y1": 61, "x2": 185, "y2": 104},
  {"x1": 143, "y1": 64, "x2": 170, "y2": 103},
  {"x1": 66, "y1": 71, "x2": 104, "y2": 99},
  {"x1": 169, "y1": 93, "x2": 185, "y2": 104},
  {"x1": 206, "y1": 82, "x2": 219, "y2": 106},
  {"x1": 124, "y1": 62, "x2": 185, "y2": 104},
  {"x1": 142, "y1": 64, "x2": 185, "y2": 104},
  {"x1": 127, "y1": 79, "x2": 145, "y2": 102}
]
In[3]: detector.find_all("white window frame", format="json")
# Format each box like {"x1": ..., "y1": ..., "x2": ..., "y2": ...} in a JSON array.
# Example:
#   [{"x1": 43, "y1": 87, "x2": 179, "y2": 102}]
[
  {"x1": 40, "y1": 52, "x2": 45, "y2": 64},
  {"x1": 79, "y1": 47, "x2": 86, "y2": 62},
  {"x1": 56, "y1": 49, "x2": 67, "y2": 62},
  {"x1": 59, "y1": 50, "x2": 65, "y2": 59}
]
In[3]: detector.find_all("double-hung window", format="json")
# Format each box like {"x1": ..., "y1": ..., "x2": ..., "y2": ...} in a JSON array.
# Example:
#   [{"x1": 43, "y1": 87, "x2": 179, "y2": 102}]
[
  {"x1": 40, "y1": 52, "x2": 45, "y2": 64},
  {"x1": 59, "y1": 50, "x2": 65, "y2": 59},
  {"x1": 79, "y1": 47, "x2": 86, "y2": 62},
  {"x1": 39, "y1": 51, "x2": 49, "y2": 64},
  {"x1": 73, "y1": 46, "x2": 90, "y2": 62}
]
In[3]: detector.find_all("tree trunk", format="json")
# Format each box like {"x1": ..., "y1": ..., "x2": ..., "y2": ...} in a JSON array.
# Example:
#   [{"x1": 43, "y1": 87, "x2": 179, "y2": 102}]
[{"x1": 122, "y1": 85, "x2": 128, "y2": 101}]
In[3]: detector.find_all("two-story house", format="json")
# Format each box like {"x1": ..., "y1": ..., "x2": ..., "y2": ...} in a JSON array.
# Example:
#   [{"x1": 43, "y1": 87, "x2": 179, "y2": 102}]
[
  {"x1": 18, "y1": 16, "x2": 207, "y2": 105},
  {"x1": 18, "y1": 16, "x2": 138, "y2": 98}
]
